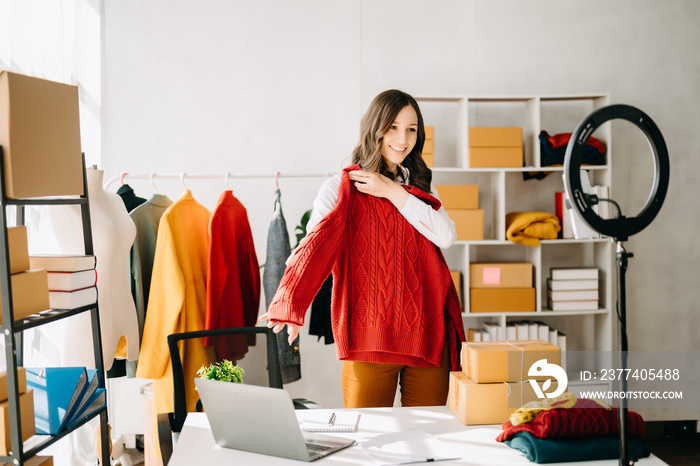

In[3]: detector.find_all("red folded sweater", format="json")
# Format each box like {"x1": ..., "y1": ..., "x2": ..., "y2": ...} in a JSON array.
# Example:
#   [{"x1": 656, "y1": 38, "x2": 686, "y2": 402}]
[
  {"x1": 267, "y1": 165, "x2": 466, "y2": 370},
  {"x1": 497, "y1": 399, "x2": 646, "y2": 442}
]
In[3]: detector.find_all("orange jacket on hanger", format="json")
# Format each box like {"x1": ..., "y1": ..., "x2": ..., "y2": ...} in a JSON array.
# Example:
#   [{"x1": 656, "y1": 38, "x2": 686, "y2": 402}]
[
  {"x1": 136, "y1": 190, "x2": 216, "y2": 424},
  {"x1": 205, "y1": 190, "x2": 261, "y2": 361}
]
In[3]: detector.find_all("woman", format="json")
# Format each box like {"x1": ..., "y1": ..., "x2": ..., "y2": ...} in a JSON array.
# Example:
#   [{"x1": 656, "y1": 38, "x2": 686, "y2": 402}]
[{"x1": 260, "y1": 89, "x2": 465, "y2": 408}]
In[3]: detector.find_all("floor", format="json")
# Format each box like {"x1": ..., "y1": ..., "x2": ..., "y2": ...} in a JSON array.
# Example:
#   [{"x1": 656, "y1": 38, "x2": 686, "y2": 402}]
[{"x1": 643, "y1": 421, "x2": 700, "y2": 466}]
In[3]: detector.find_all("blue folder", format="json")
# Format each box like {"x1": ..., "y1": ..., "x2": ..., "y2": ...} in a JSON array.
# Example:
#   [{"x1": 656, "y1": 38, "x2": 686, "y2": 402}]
[{"x1": 27, "y1": 367, "x2": 88, "y2": 435}]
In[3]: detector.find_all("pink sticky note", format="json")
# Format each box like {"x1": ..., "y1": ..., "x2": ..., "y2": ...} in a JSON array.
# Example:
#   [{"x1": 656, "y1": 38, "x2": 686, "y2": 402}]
[{"x1": 482, "y1": 267, "x2": 501, "y2": 285}]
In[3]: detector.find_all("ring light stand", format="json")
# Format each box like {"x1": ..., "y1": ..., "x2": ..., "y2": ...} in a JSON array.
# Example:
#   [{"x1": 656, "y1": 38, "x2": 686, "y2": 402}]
[{"x1": 563, "y1": 104, "x2": 670, "y2": 466}]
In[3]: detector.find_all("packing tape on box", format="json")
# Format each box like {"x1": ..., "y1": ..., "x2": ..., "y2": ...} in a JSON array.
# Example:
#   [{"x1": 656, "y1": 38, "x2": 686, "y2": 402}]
[
  {"x1": 468, "y1": 339, "x2": 538, "y2": 381},
  {"x1": 503, "y1": 381, "x2": 525, "y2": 409}
]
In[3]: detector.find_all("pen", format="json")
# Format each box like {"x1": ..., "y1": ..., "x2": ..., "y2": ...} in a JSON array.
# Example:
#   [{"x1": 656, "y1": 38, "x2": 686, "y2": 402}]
[{"x1": 328, "y1": 412, "x2": 336, "y2": 426}]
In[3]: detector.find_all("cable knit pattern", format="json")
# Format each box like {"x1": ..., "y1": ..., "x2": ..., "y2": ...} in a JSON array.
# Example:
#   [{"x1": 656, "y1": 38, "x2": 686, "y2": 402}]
[{"x1": 268, "y1": 165, "x2": 466, "y2": 370}]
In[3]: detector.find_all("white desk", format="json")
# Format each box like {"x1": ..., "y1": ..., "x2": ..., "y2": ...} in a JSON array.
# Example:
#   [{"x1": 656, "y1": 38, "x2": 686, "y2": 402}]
[{"x1": 169, "y1": 407, "x2": 668, "y2": 465}]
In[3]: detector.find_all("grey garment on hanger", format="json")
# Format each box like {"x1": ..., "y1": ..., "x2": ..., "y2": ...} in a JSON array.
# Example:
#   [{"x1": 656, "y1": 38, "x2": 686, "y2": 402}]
[
  {"x1": 126, "y1": 194, "x2": 173, "y2": 377},
  {"x1": 262, "y1": 189, "x2": 301, "y2": 384}
]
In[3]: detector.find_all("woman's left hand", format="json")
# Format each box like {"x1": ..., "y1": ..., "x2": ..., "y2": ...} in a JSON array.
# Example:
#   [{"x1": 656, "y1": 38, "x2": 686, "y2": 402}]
[{"x1": 348, "y1": 170, "x2": 408, "y2": 208}]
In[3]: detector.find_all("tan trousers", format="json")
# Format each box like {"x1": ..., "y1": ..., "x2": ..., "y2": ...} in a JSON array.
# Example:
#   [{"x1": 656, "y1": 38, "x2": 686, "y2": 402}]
[{"x1": 341, "y1": 345, "x2": 449, "y2": 408}]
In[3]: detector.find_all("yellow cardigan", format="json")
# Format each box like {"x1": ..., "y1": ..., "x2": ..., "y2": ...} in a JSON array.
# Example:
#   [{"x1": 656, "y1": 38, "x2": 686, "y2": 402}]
[
  {"x1": 505, "y1": 211, "x2": 561, "y2": 247},
  {"x1": 136, "y1": 190, "x2": 216, "y2": 425}
]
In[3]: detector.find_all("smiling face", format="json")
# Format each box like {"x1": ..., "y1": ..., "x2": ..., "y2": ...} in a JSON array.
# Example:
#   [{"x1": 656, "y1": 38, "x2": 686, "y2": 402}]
[{"x1": 380, "y1": 105, "x2": 418, "y2": 174}]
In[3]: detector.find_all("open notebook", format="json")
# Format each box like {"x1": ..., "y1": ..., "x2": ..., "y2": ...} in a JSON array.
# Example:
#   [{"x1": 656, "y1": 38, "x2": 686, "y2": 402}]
[{"x1": 300, "y1": 411, "x2": 361, "y2": 433}]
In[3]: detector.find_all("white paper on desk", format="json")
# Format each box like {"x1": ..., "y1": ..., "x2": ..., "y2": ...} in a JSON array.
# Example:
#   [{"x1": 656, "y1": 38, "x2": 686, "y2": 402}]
[{"x1": 357, "y1": 430, "x2": 461, "y2": 465}]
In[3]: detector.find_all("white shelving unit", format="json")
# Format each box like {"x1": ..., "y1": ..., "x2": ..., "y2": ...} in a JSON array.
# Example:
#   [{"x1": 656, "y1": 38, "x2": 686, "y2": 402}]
[{"x1": 418, "y1": 94, "x2": 615, "y2": 386}]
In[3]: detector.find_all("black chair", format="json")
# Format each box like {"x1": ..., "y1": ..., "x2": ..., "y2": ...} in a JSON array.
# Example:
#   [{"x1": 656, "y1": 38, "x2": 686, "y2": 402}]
[{"x1": 157, "y1": 326, "x2": 316, "y2": 465}]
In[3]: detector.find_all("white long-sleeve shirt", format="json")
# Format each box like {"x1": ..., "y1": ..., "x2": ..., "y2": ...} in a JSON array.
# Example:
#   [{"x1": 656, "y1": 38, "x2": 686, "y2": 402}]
[{"x1": 306, "y1": 169, "x2": 456, "y2": 249}]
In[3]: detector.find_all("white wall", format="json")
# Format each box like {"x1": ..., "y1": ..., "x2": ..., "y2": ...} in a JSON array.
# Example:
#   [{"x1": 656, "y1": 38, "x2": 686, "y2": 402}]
[{"x1": 103, "y1": 0, "x2": 700, "y2": 419}]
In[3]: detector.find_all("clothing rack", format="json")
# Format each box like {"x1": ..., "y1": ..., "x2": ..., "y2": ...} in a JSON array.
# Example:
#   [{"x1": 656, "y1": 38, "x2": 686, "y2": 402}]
[{"x1": 104, "y1": 171, "x2": 336, "y2": 191}]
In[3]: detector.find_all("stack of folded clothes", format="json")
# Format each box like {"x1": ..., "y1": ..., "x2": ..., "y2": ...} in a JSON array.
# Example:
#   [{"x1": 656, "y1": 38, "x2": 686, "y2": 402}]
[
  {"x1": 505, "y1": 211, "x2": 561, "y2": 247},
  {"x1": 539, "y1": 130, "x2": 607, "y2": 167},
  {"x1": 497, "y1": 394, "x2": 651, "y2": 463}
]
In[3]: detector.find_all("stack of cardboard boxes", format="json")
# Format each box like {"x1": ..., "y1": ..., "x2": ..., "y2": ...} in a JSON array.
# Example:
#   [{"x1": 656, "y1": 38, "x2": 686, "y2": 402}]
[
  {"x1": 469, "y1": 262, "x2": 535, "y2": 313},
  {"x1": 423, "y1": 126, "x2": 434, "y2": 167},
  {"x1": 436, "y1": 184, "x2": 483, "y2": 241},
  {"x1": 448, "y1": 340, "x2": 561, "y2": 425},
  {"x1": 3, "y1": 226, "x2": 50, "y2": 324},
  {"x1": 0, "y1": 368, "x2": 35, "y2": 456},
  {"x1": 468, "y1": 127, "x2": 523, "y2": 168}
]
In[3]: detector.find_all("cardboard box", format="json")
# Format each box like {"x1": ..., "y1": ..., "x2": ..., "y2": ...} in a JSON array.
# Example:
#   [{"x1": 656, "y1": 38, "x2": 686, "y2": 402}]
[
  {"x1": 450, "y1": 270, "x2": 462, "y2": 304},
  {"x1": 450, "y1": 270, "x2": 461, "y2": 292},
  {"x1": 8, "y1": 226, "x2": 30, "y2": 274},
  {"x1": 425, "y1": 126, "x2": 434, "y2": 140},
  {"x1": 448, "y1": 209, "x2": 483, "y2": 241},
  {"x1": 468, "y1": 127, "x2": 522, "y2": 147},
  {"x1": 0, "y1": 368, "x2": 27, "y2": 402},
  {"x1": 423, "y1": 139, "x2": 434, "y2": 155},
  {"x1": 470, "y1": 262, "x2": 533, "y2": 288},
  {"x1": 0, "y1": 269, "x2": 50, "y2": 324},
  {"x1": 423, "y1": 154, "x2": 434, "y2": 167},
  {"x1": 435, "y1": 185, "x2": 479, "y2": 210},
  {"x1": 470, "y1": 287, "x2": 535, "y2": 313},
  {"x1": 451, "y1": 376, "x2": 559, "y2": 425},
  {"x1": 461, "y1": 340, "x2": 561, "y2": 383},
  {"x1": 0, "y1": 71, "x2": 84, "y2": 199},
  {"x1": 447, "y1": 371, "x2": 468, "y2": 414},
  {"x1": 0, "y1": 390, "x2": 35, "y2": 455},
  {"x1": 468, "y1": 147, "x2": 523, "y2": 168}
]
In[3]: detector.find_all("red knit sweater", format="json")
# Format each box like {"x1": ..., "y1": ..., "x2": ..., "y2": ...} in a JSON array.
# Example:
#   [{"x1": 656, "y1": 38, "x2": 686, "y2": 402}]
[{"x1": 267, "y1": 165, "x2": 466, "y2": 371}]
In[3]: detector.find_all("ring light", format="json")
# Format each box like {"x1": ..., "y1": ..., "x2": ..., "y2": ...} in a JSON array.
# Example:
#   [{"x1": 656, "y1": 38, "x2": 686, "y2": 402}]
[
  {"x1": 563, "y1": 104, "x2": 670, "y2": 241},
  {"x1": 563, "y1": 104, "x2": 670, "y2": 466}
]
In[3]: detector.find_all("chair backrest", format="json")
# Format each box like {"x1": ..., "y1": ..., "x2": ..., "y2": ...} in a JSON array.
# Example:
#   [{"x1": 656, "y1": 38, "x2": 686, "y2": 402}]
[{"x1": 167, "y1": 326, "x2": 283, "y2": 433}]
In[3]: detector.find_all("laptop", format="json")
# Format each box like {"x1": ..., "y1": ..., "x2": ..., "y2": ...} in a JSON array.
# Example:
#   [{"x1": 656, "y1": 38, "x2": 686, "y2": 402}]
[{"x1": 194, "y1": 378, "x2": 356, "y2": 461}]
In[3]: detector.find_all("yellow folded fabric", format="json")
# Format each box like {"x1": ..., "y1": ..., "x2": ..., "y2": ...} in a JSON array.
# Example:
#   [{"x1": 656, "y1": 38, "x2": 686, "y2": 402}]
[
  {"x1": 510, "y1": 392, "x2": 578, "y2": 426},
  {"x1": 505, "y1": 211, "x2": 561, "y2": 247}
]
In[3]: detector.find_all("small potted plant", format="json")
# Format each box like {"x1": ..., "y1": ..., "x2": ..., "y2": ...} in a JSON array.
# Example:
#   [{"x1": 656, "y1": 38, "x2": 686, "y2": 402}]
[{"x1": 196, "y1": 359, "x2": 244, "y2": 384}]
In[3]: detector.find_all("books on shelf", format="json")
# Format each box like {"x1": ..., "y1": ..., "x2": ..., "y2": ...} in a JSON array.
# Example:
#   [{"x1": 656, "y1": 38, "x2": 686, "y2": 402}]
[
  {"x1": 48, "y1": 286, "x2": 97, "y2": 310},
  {"x1": 547, "y1": 278, "x2": 599, "y2": 291},
  {"x1": 28, "y1": 254, "x2": 96, "y2": 272},
  {"x1": 47, "y1": 268, "x2": 97, "y2": 291},
  {"x1": 547, "y1": 299, "x2": 599, "y2": 311},
  {"x1": 547, "y1": 289, "x2": 599, "y2": 301},
  {"x1": 550, "y1": 267, "x2": 599, "y2": 280}
]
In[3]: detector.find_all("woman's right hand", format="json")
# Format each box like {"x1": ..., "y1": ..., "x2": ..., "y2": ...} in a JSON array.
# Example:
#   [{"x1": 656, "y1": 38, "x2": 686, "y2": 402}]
[{"x1": 258, "y1": 313, "x2": 300, "y2": 345}]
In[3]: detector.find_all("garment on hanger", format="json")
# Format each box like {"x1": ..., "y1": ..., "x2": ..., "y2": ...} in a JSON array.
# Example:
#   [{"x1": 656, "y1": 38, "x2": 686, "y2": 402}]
[
  {"x1": 117, "y1": 183, "x2": 147, "y2": 212},
  {"x1": 130, "y1": 194, "x2": 174, "y2": 339},
  {"x1": 46, "y1": 168, "x2": 140, "y2": 371},
  {"x1": 121, "y1": 193, "x2": 173, "y2": 377},
  {"x1": 309, "y1": 275, "x2": 334, "y2": 344},
  {"x1": 297, "y1": 210, "x2": 334, "y2": 345},
  {"x1": 262, "y1": 189, "x2": 301, "y2": 384},
  {"x1": 136, "y1": 190, "x2": 216, "y2": 427},
  {"x1": 205, "y1": 190, "x2": 260, "y2": 361}
]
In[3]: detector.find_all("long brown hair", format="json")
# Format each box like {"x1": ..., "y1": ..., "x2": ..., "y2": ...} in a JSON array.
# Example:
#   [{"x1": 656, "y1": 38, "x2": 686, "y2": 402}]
[{"x1": 351, "y1": 89, "x2": 432, "y2": 193}]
